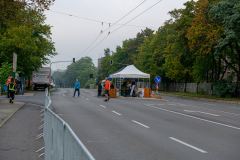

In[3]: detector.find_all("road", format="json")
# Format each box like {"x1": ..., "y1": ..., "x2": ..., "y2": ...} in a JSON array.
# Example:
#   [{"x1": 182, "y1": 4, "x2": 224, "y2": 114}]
[{"x1": 51, "y1": 88, "x2": 240, "y2": 160}]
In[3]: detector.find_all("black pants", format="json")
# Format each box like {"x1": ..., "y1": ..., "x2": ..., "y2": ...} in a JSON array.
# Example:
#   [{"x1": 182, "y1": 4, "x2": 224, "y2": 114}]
[
  {"x1": 9, "y1": 91, "x2": 15, "y2": 100},
  {"x1": 98, "y1": 89, "x2": 102, "y2": 96}
]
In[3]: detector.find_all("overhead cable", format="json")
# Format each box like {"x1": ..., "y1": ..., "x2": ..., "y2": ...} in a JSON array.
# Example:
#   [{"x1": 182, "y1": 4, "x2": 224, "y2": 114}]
[
  {"x1": 76, "y1": 0, "x2": 147, "y2": 59},
  {"x1": 82, "y1": 0, "x2": 163, "y2": 57}
]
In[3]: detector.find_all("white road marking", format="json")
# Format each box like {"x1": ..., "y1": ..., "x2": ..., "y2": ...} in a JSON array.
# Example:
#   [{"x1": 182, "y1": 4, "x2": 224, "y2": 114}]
[
  {"x1": 168, "y1": 104, "x2": 177, "y2": 106},
  {"x1": 204, "y1": 103, "x2": 216, "y2": 106},
  {"x1": 147, "y1": 106, "x2": 240, "y2": 130},
  {"x1": 100, "y1": 105, "x2": 106, "y2": 108},
  {"x1": 86, "y1": 98, "x2": 89, "y2": 101},
  {"x1": 184, "y1": 110, "x2": 220, "y2": 117},
  {"x1": 132, "y1": 120, "x2": 150, "y2": 128},
  {"x1": 145, "y1": 104, "x2": 154, "y2": 106},
  {"x1": 112, "y1": 110, "x2": 122, "y2": 115},
  {"x1": 82, "y1": 96, "x2": 85, "y2": 98},
  {"x1": 88, "y1": 141, "x2": 108, "y2": 143},
  {"x1": 169, "y1": 137, "x2": 207, "y2": 153},
  {"x1": 158, "y1": 104, "x2": 166, "y2": 106},
  {"x1": 180, "y1": 104, "x2": 239, "y2": 116},
  {"x1": 229, "y1": 106, "x2": 240, "y2": 110},
  {"x1": 31, "y1": 104, "x2": 44, "y2": 107}
]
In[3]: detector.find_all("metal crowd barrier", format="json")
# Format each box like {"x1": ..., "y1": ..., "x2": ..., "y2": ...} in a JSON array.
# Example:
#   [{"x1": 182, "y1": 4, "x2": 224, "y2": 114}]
[{"x1": 43, "y1": 88, "x2": 95, "y2": 160}]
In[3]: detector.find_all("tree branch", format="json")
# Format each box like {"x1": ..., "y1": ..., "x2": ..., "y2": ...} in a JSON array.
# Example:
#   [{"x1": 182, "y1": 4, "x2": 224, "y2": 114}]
[{"x1": 222, "y1": 57, "x2": 238, "y2": 73}]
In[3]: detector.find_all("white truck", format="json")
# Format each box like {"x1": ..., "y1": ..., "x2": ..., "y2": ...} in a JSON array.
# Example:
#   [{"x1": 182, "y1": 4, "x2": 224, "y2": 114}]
[{"x1": 32, "y1": 67, "x2": 51, "y2": 90}]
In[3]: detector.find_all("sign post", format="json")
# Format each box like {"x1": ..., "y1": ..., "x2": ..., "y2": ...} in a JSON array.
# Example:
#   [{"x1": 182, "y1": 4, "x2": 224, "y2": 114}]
[
  {"x1": 154, "y1": 76, "x2": 161, "y2": 93},
  {"x1": 12, "y1": 52, "x2": 17, "y2": 78}
]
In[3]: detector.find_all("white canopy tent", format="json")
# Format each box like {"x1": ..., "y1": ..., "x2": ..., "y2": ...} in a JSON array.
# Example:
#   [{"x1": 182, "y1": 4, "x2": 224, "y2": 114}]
[
  {"x1": 112, "y1": 65, "x2": 150, "y2": 79},
  {"x1": 111, "y1": 65, "x2": 150, "y2": 90}
]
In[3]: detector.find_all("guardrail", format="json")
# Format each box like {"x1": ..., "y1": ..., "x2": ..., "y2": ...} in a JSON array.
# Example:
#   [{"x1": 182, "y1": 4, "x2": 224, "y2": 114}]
[{"x1": 43, "y1": 88, "x2": 95, "y2": 160}]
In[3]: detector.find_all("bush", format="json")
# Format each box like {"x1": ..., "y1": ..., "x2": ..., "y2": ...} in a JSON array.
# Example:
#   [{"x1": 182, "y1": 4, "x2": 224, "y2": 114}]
[
  {"x1": 214, "y1": 79, "x2": 239, "y2": 98},
  {"x1": 197, "y1": 87, "x2": 205, "y2": 94}
]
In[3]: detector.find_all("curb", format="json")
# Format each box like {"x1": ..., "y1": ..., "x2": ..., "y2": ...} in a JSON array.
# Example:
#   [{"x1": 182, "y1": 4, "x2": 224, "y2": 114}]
[
  {"x1": 118, "y1": 96, "x2": 169, "y2": 102},
  {"x1": 157, "y1": 93, "x2": 240, "y2": 105},
  {"x1": 0, "y1": 102, "x2": 25, "y2": 128}
]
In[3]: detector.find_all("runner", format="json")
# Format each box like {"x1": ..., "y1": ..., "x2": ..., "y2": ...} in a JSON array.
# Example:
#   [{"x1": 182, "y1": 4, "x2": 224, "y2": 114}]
[
  {"x1": 104, "y1": 77, "x2": 110, "y2": 101},
  {"x1": 73, "y1": 79, "x2": 80, "y2": 97}
]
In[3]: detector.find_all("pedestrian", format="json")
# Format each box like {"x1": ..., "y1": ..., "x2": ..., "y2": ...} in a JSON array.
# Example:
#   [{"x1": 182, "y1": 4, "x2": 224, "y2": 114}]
[
  {"x1": 97, "y1": 81, "x2": 102, "y2": 97},
  {"x1": 8, "y1": 78, "x2": 16, "y2": 103},
  {"x1": 16, "y1": 77, "x2": 22, "y2": 95},
  {"x1": 7, "y1": 76, "x2": 12, "y2": 98},
  {"x1": 130, "y1": 79, "x2": 135, "y2": 97},
  {"x1": 104, "y1": 77, "x2": 110, "y2": 101},
  {"x1": 73, "y1": 79, "x2": 80, "y2": 97},
  {"x1": 110, "y1": 81, "x2": 114, "y2": 89}
]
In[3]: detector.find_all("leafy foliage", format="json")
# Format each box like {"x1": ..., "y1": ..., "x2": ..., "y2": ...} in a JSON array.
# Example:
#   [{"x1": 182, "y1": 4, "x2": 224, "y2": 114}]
[
  {"x1": 52, "y1": 57, "x2": 97, "y2": 88},
  {"x1": 0, "y1": 0, "x2": 56, "y2": 84},
  {"x1": 214, "y1": 79, "x2": 239, "y2": 97}
]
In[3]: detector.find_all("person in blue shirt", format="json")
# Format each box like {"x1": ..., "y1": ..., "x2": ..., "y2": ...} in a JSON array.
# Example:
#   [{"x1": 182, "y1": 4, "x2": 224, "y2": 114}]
[{"x1": 73, "y1": 79, "x2": 80, "y2": 97}]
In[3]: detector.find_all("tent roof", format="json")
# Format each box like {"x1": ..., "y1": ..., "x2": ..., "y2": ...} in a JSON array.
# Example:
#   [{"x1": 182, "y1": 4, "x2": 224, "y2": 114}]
[
  {"x1": 112, "y1": 65, "x2": 150, "y2": 78},
  {"x1": 109, "y1": 66, "x2": 126, "y2": 78}
]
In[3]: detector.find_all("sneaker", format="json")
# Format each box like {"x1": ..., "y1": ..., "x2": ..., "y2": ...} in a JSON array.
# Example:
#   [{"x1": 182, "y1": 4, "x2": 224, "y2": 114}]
[
  {"x1": 12, "y1": 100, "x2": 14, "y2": 104},
  {"x1": 104, "y1": 99, "x2": 108, "y2": 102}
]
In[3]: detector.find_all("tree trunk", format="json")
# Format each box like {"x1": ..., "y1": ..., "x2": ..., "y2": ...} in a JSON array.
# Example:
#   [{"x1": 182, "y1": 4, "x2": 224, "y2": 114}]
[{"x1": 28, "y1": 73, "x2": 31, "y2": 90}]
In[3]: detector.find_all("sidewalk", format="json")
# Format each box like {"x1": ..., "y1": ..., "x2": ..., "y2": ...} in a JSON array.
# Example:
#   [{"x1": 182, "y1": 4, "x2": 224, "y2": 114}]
[
  {"x1": 0, "y1": 92, "x2": 45, "y2": 160},
  {"x1": 0, "y1": 100, "x2": 25, "y2": 127},
  {"x1": 157, "y1": 93, "x2": 240, "y2": 105}
]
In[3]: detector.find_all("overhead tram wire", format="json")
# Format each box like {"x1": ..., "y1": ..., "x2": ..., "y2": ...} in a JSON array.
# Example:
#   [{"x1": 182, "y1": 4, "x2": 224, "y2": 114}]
[
  {"x1": 49, "y1": 9, "x2": 158, "y2": 29},
  {"x1": 82, "y1": 0, "x2": 163, "y2": 57},
  {"x1": 76, "y1": 0, "x2": 147, "y2": 59}
]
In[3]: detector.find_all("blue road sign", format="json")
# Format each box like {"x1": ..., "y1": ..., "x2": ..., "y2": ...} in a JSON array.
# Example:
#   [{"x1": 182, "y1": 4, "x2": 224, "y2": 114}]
[{"x1": 155, "y1": 76, "x2": 161, "y2": 83}]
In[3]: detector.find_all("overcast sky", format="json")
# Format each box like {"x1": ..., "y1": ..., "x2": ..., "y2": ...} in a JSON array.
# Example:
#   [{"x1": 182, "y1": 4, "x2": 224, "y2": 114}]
[{"x1": 44, "y1": 0, "x2": 191, "y2": 71}]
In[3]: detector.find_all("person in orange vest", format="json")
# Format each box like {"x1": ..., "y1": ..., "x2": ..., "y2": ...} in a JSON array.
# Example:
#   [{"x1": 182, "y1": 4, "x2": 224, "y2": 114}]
[
  {"x1": 104, "y1": 77, "x2": 110, "y2": 102},
  {"x1": 8, "y1": 78, "x2": 16, "y2": 103},
  {"x1": 7, "y1": 76, "x2": 12, "y2": 98}
]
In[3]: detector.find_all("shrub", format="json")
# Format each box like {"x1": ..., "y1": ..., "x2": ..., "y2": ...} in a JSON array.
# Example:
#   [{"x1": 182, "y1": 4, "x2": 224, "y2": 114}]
[{"x1": 214, "y1": 79, "x2": 239, "y2": 98}]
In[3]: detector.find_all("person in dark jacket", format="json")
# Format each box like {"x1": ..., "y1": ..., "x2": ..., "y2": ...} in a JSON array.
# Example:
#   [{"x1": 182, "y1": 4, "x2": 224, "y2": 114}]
[
  {"x1": 8, "y1": 78, "x2": 16, "y2": 103},
  {"x1": 110, "y1": 81, "x2": 114, "y2": 89},
  {"x1": 97, "y1": 81, "x2": 102, "y2": 97}
]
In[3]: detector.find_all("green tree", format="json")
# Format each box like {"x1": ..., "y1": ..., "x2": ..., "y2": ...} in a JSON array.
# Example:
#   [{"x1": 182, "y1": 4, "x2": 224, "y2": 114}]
[
  {"x1": 209, "y1": 0, "x2": 240, "y2": 81},
  {"x1": 0, "y1": 0, "x2": 56, "y2": 88},
  {"x1": 60, "y1": 57, "x2": 97, "y2": 88}
]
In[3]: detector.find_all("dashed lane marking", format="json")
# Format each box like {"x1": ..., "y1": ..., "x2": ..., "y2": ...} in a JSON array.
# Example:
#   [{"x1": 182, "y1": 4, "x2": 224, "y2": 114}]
[
  {"x1": 111, "y1": 110, "x2": 122, "y2": 115},
  {"x1": 132, "y1": 120, "x2": 150, "y2": 128},
  {"x1": 169, "y1": 137, "x2": 207, "y2": 153},
  {"x1": 100, "y1": 105, "x2": 106, "y2": 108}
]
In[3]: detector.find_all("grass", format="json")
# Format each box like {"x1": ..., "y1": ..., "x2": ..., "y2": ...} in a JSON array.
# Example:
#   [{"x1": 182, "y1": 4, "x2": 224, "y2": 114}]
[
  {"x1": 49, "y1": 88, "x2": 58, "y2": 93},
  {"x1": 155, "y1": 90, "x2": 240, "y2": 101}
]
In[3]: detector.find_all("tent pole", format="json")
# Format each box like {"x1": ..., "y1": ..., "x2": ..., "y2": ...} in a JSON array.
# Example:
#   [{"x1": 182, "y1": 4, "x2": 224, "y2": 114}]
[
  {"x1": 120, "y1": 76, "x2": 121, "y2": 96},
  {"x1": 149, "y1": 77, "x2": 150, "y2": 89}
]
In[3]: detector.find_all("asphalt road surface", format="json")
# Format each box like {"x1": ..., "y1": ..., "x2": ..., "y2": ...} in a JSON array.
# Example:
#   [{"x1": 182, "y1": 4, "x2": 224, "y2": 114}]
[{"x1": 51, "y1": 88, "x2": 240, "y2": 160}]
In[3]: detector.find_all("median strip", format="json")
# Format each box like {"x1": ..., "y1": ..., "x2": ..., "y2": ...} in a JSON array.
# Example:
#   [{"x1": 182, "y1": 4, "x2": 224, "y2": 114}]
[
  {"x1": 147, "y1": 105, "x2": 240, "y2": 130},
  {"x1": 184, "y1": 110, "x2": 220, "y2": 116},
  {"x1": 169, "y1": 137, "x2": 207, "y2": 153}
]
